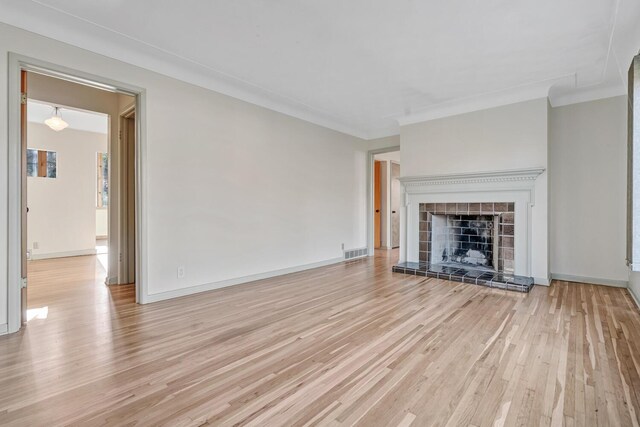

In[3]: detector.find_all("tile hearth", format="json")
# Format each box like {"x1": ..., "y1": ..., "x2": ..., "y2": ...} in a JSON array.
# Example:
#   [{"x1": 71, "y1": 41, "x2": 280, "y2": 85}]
[{"x1": 392, "y1": 262, "x2": 534, "y2": 293}]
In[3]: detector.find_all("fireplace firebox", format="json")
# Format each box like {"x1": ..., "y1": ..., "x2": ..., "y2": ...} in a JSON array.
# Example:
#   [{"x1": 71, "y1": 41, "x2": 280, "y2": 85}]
[
  {"x1": 419, "y1": 202, "x2": 514, "y2": 273},
  {"x1": 394, "y1": 202, "x2": 533, "y2": 292},
  {"x1": 430, "y1": 214, "x2": 499, "y2": 269}
]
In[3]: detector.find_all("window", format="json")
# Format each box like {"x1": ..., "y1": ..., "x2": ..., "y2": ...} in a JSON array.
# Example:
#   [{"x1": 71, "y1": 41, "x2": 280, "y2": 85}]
[
  {"x1": 97, "y1": 152, "x2": 108, "y2": 208},
  {"x1": 26, "y1": 149, "x2": 57, "y2": 178}
]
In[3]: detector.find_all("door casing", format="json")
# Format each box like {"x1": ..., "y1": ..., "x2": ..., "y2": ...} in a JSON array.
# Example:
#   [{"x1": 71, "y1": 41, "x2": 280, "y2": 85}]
[
  {"x1": 7, "y1": 53, "x2": 148, "y2": 334},
  {"x1": 366, "y1": 146, "x2": 400, "y2": 257},
  {"x1": 20, "y1": 70, "x2": 27, "y2": 325},
  {"x1": 390, "y1": 161, "x2": 401, "y2": 248}
]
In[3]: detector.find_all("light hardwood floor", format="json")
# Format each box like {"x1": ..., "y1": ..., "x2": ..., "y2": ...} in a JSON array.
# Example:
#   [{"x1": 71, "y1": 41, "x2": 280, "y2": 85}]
[{"x1": 1, "y1": 251, "x2": 639, "y2": 426}]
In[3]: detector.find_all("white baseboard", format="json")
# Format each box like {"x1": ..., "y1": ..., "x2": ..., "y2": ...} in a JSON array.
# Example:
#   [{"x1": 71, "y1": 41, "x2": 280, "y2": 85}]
[
  {"x1": 105, "y1": 276, "x2": 118, "y2": 285},
  {"x1": 628, "y1": 286, "x2": 640, "y2": 310},
  {"x1": 0, "y1": 323, "x2": 7, "y2": 336},
  {"x1": 550, "y1": 273, "x2": 628, "y2": 288},
  {"x1": 143, "y1": 257, "x2": 344, "y2": 304},
  {"x1": 534, "y1": 276, "x2": 550, "y2": 286},
  {"x1": 31, "y1": 248, "x2": 97, "y2": 260}
]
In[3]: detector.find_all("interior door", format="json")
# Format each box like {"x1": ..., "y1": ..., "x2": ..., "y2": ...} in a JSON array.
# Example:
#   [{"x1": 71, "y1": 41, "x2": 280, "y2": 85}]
[
  {"x1": 20, "y1": 70, "x2": 28, "y2": 324},
  {"x1": 391, "y1": 162, "x2": 400, "y2": 248},
  {"x1": 374, "y1": 160, "x2": 381, "y2": 248},
  {"x1": 125, "y1": 113, "x2": 136, "y2": 284},
  {"x1": 117, "y1": 110, "x2": 136, "y2": 285}
]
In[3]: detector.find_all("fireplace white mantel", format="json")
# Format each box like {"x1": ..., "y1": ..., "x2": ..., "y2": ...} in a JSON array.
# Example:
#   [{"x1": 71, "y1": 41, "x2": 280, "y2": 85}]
[{"x1": 398, "y1": 167, "x2": 546, "y2": 282}]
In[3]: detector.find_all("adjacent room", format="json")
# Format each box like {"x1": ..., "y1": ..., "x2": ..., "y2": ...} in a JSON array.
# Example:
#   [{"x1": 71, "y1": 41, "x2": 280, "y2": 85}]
[
  {"x1": 27, "y1": 100, "x2": 109, "y2": 262},
  {"x1": 373, "y1": 150, "x2": 400, "y2": 264},
  {"x1": 25, "y1": 98, "x2": 112, "y2": 317},
  {"x1": 0, "y1": 1, "x2": 640, "y2": 425},
  {"x1": 20, "y1": 71, "x2": 137, "y2": 324}
]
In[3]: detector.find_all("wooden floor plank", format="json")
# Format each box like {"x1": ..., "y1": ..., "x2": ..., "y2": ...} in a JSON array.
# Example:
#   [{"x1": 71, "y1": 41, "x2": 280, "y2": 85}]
[{"x1": 0, "y1": 251, "x2": 639, "y2": 426}]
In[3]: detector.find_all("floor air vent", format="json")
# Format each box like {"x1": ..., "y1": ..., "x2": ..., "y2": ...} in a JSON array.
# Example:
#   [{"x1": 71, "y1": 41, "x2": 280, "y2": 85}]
[{"x1": 344, "y1": 247, "x2": 368, "y2": 260}]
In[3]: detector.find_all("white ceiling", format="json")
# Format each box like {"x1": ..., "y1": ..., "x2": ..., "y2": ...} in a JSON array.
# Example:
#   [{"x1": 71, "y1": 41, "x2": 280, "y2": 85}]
[
  {"x1": 3, "y1": 0, "x2": 640, "y2": 139},
  {"x1": 27, "y1": 100, "x2": 108, "y2": 134}
]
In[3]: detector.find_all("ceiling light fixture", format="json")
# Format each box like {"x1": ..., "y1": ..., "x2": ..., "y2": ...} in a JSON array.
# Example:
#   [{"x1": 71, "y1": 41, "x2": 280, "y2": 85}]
[{"x1": 44, "y1": 107, "x2": 69, "y2": 131}]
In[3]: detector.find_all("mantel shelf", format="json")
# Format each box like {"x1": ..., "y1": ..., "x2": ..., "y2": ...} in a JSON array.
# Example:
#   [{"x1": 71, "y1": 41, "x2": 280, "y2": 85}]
[{"x1": 399, "y1": 168, "x2": 545, "y2": 187}]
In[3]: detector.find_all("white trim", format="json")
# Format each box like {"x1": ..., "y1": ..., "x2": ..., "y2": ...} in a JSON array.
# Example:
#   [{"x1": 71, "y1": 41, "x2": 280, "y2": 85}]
[
  {"x1": 0, "y1": 7, "x2": 375, "y2": 139},
  {"x1": 0, "y1": 7, "x2": 629, "y2": 139},
  {"x1": 397, "y1": 76, "x2": 573, "y2": 127},
  {"x1": 0, "y1": 324, "x2": 8, "y2": 336},
  {"x1": 134, "y1": 91, "x2": 148, "y2": 304},
  {"x1": 628, "y1": 286, "x2": 640, "y2": 310},
  {"x1": 367, "y1": 146, "x2": 401, "y2": 257},
  {"x1": 534, "y1": 277, "x2": 551, "y2": 286},
  {"x1": 399, "y1": 168, "x2": 545, "y2": 279},
  {"x1": 7, "y1": 53, "x2": 148, "y2": 333},
  {"x1": 400, "y1": 168, "x2": 545, "y2": 187},
  {"x1": 550, "y1": 273, "x2": 629, "y2": 288},
  {"x1": 30, "y1": 248, "x2": 97, "y2": 260},
  {"x1": 549, "y1": 84, "x2": 626, "y2": 108},
  {"x1": 144, "y1": 257, "x2": 345, "y2": 303},
  {"x1": 7, "y1": 54, "x2": 22, "y2": 334}
]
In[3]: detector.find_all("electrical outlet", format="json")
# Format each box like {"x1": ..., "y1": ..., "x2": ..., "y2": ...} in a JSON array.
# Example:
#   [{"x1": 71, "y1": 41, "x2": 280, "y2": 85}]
[
  {"x1": 33, "y1": 241, "x2": 39, "y2": 249},
  {"x1": 341, "y1": 243, "x2": 344, "y2": 250},
  {"x1": 177, "y1": 266, "x2": 185, "y2": 279}
]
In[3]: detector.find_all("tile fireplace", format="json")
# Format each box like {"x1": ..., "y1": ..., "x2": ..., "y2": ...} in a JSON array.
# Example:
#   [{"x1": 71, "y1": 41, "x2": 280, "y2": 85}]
[
  {"x1": 420, "y1": 202, "x2": 514, "y2": 273},
  {"x1": 394, "y1": 201, "x2": 533, "y2": 292},
  {"x1": 391, "y1": 168, "x2": 546, "y2": 292}
]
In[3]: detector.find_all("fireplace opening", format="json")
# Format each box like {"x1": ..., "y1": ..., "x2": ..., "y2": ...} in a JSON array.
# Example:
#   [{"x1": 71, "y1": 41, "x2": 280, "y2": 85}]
[
  {"x1": 418, "y1": 202, "x2": 515, "y2": 274},
  {"x1": 431, "y1": 214, "x2": 499, "y2": 271},
  {"x1": 394, "y1": 202, "x2": 531, "y2": 293}
]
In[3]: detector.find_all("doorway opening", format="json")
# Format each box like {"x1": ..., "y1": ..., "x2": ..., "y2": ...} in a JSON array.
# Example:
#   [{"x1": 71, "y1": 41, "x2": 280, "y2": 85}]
[
  {"x1": 27, "y1": 99, "x2": 110, "y2": 268},
  {"x1": 368, "y1": 147, "x2": 401, "y2": 264},
  {"x1": 8, "y1": 56, "x2": 143, "y2": 333}
]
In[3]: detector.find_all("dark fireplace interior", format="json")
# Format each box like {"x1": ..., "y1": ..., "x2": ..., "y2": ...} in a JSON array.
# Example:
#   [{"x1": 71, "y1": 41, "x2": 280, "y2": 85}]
[
  {"x1": 432, "y1": 215, "x2": 498, "y2": 270},
  {"x1": 419, "y1": 202, "x2": 515, "y2": 274},
  {"x1": 395, "y1": 202, "x2": 530, "y2": 292}
]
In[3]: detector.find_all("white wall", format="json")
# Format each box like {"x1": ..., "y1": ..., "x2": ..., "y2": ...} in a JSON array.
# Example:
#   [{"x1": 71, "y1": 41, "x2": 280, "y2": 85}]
[
  {"x1": 400, "y1": 98, "x2": 549, "y2": 282},
  {"x1": 549, "y1": 96, "x2": 628, "y2": 286},
  {"x1": 27, "y1": 123, "x2": 108, "y2": 258},
  {"x1": 96, "y1": 209, "x2": 108, "y2": 237},
  {"x1": 0, "y1": 23, "x2": 397, "y2": 330}
]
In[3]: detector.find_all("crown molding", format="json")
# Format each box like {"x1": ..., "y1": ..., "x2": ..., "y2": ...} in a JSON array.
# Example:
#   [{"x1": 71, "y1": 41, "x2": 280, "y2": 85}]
[
  {"x1": 0, "y1": 3, "x2": 374, "y2": 139},
  {"x1": 1, "y1": 1, "x2": 632, "y2": 139},
  {"x1": 400, "y1": 168, "x2": 545, "y2": 187},
  {"x1": 548, "y1": 81, "x2": 626, "y2": 107},
  {"x1": 396, "y1": 76, "x2": 574, "y2": 126},
  {"x1": 396, "y1": 76, "x2": 627, "y2": 128}
]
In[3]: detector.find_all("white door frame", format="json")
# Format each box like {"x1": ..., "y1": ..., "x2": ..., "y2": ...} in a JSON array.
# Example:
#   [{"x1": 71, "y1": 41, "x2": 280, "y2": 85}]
[
  {"x1": 366, "y1": 146, "x2": 400, "y2": 256},
  {"x1": 7, "y1": 53, "x2": 148, "y2": 334},
  {"x1": 389, "y1": 160, "x2": 401, "y2": 248}
]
